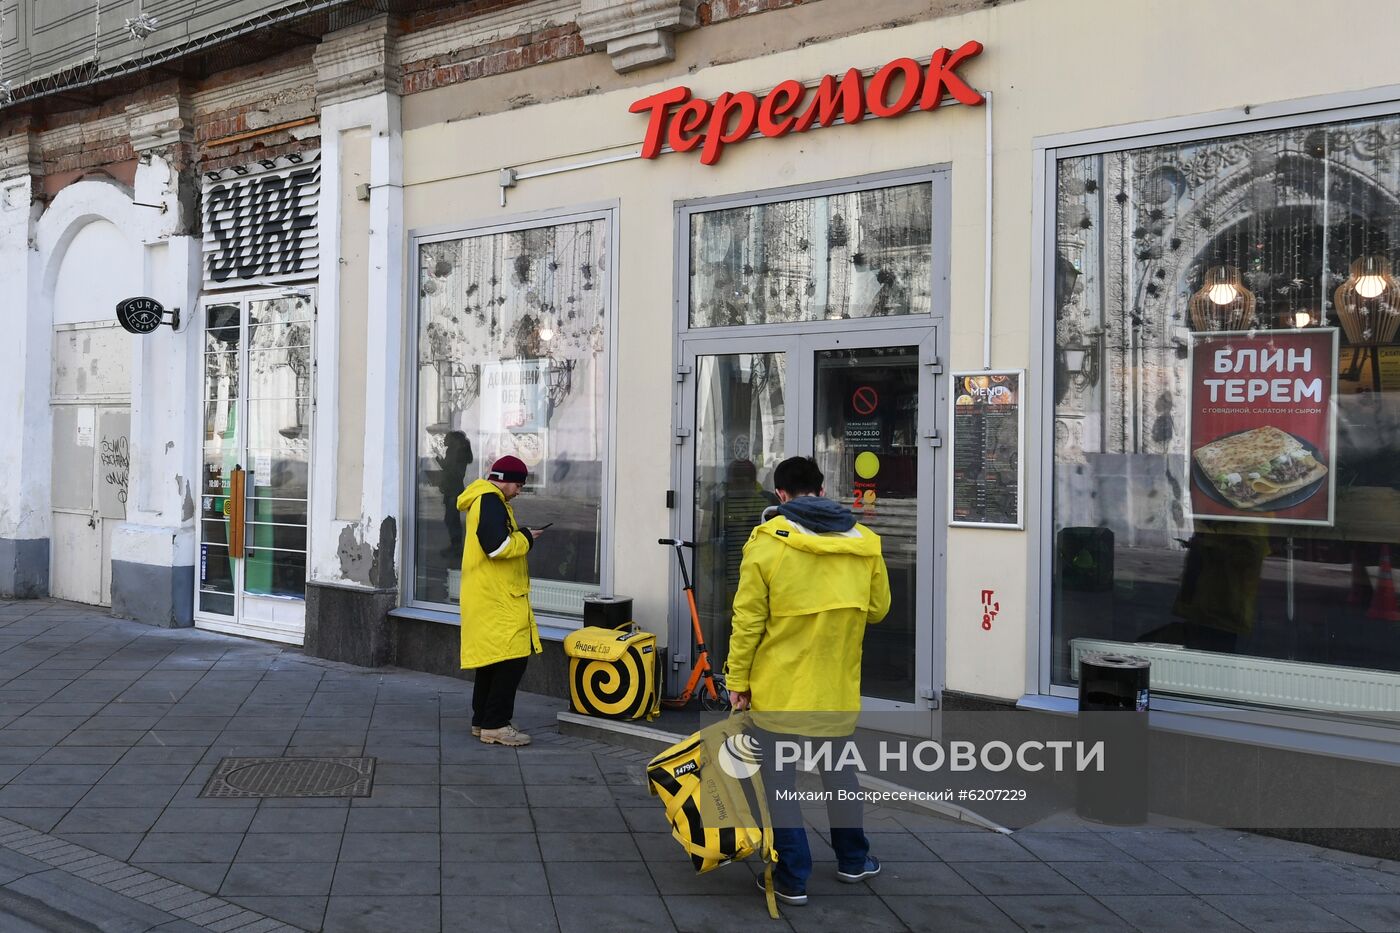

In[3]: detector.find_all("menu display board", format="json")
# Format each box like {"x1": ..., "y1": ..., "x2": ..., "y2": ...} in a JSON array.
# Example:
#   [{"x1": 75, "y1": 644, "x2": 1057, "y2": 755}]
[
  {"x1": 1186, "y1": 329, "x2": 1337, "y2": 526},
  {"x1": 949, "y1": 370, "x2": 1023, "y2": 529}
]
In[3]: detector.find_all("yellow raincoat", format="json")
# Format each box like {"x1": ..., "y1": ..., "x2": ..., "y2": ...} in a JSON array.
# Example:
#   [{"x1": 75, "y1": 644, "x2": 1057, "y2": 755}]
[
  {"x1": 725, "y1": 514, "x2": 890, "y2": 735},
  {"x1": 457, "y1": 478, "x2": 541, "y2": 669}
]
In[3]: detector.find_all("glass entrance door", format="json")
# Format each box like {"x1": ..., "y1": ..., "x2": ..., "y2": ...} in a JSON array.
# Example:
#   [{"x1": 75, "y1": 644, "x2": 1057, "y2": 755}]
[
  {"x1": 678, "y1": 327, "x2": 940, "y2": 709},
  {"x1": 197, "y1": 292, "x2": 314, "y2": 645}
]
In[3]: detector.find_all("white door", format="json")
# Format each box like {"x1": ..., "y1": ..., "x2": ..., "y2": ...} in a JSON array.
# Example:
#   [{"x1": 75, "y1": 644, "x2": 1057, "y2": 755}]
[
  {"x1": 51, "y1": 324, "x2": 131, "y2": 607},
  {"x1": 195, "y1": 291, "x2": 314, "y2": 644}
]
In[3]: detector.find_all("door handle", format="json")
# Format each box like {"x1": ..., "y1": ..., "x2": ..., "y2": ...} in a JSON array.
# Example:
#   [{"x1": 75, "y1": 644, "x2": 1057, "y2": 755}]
[
  {"x1": 87, "y1": 514, "x2": 96, "y2": 529},
  {"x1": 228, "y1": 465, "x2": 246, "y2": 558}
]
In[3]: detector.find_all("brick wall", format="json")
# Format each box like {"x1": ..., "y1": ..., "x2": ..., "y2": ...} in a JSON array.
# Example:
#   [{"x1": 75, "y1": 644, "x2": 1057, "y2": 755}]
[
  {"x1": 401, "y1": 21, "x2": 586, "y2": 96},
  {"x1": 698, "y1": 0, "x2": 809, "y2": 24}
]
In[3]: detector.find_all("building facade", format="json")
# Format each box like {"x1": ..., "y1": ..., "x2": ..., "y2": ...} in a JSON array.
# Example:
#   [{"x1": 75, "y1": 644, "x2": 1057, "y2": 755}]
[{"x1": 4, "y1": 0, "x2": 1400, "y2": 821}]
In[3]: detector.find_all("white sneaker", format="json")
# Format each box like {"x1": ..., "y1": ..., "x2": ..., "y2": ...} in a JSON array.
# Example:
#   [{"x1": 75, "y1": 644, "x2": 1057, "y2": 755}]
[{"x1": 480, "y1": 724, "x2": 531, "y2": 746}]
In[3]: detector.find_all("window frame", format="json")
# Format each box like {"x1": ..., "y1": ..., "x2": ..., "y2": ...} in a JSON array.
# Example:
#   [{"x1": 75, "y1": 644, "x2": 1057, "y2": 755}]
[
  {"x1": 674, "y1": 167, "x2": 952, "y2": 341},
  {"x1": 1030, "y1": 85, "x2": 1400, "y2": 723},
  {"x1": 669, "y1": 167, "x2": 952, "y2": 707},
  {"x1": 402, "y1": 202, "x2": 620, "y2": 636}
]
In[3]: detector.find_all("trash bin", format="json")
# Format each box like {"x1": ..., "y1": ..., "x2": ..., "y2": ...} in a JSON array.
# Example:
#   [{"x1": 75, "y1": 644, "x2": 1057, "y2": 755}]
[
  {"x1": 1075, "y1": 652, "x2": 1149, "y2": 825},
  {"x1": 583, "y1": 595, "x2": 633, "y2": 630}
]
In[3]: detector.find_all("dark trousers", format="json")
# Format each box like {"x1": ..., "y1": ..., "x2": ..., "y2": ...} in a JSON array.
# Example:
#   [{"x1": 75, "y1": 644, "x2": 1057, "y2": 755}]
[
  {"x1": 444, "y1": 500, "x2": 464, "y2": 551},
  {"x1": 756, "y1": 730, "x2": 870, "y2": 891},
  {"x1": 471, "y1": 657, "x2": 529, "y2": 730}
]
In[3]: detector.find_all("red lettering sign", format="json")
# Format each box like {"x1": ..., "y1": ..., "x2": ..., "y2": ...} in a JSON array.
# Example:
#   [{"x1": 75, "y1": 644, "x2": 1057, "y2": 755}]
[{"x1": 629, "y1": 40, "x2": 984, "y2": 166}]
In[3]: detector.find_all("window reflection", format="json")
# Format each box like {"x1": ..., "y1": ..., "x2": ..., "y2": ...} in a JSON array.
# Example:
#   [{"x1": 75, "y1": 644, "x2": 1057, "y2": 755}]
[
  {"x1": 1053, "y1": 114, "x2": 1400, "y2": 712},
  {"x1": 414, "y1": 220, "x2": 610, "y2": 614},
  {"x1": 689, "y1": 183, "x2": 933, "y2": 327}
]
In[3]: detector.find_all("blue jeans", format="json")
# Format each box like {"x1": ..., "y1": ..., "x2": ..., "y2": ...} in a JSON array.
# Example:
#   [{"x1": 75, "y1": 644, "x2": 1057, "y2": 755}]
[{"x1": 757, "y1": 730, "x2": 870, "y2": 891}]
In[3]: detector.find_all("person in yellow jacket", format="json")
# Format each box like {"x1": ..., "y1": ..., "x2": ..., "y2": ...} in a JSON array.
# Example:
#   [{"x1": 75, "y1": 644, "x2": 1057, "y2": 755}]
[
  {"x1": 458, "y1": 455, "x2": 543, "y2": 747},
  {"x1": 725, "y1": 456, "x2": 890, "y2": 906}
]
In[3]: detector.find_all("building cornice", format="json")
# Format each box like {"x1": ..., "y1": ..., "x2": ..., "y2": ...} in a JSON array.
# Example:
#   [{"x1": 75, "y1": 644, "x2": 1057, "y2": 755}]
[
  {"x1": 314, "y1": 14, "x2": 401, "y2": 109},
  {"x1": 577, "y1": 0, "x2": 700, "y2": 73}
]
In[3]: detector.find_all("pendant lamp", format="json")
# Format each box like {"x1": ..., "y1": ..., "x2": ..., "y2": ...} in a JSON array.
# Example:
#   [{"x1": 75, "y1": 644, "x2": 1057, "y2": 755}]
[
  {"x1": 1333, "y1": 255, "x2": 1400, "y2": 345},
  {"x1": 1188, "y1": 265, "x2": 1255, "y2": 331}
]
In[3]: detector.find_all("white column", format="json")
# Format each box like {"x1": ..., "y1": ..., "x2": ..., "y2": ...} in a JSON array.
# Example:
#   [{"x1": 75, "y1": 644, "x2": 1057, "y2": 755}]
[
  {"x1": 0, "y1": 131, "x2": 49, "y2": 596},
  {"x1": 310, "y1": 16, "x2": 404, "y2": 591},
  {"x1": 108, "y1": 91, "x2": 203, "y2": 625}
]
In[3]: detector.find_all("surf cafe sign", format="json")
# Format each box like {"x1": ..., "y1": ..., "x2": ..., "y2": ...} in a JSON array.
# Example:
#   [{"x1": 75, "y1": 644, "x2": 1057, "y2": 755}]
[
  {"x1": 115, "y1": 297, "x2": 178, "y2": 335},
  {"x1": 628, "y1": 40, "x2": 984, "y2": 166}
]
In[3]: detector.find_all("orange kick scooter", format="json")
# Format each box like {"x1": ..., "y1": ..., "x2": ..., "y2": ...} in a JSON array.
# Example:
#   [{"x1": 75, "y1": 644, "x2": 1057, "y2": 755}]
[{"x1": 658, "y1": 538, "x2": 728, "y2": 711}]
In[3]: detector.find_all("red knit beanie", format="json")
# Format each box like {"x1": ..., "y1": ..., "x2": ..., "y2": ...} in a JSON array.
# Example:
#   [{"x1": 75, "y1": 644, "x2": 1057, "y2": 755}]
[{"x1": 487, "y1": 455, "x2": 528, "y2": 483}]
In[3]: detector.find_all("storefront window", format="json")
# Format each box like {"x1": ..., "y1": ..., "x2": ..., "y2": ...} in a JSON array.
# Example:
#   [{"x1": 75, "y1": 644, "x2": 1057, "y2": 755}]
[
  {"x1": 689, "y1": 182, "x2": 933, "y2": 327},
  {"x1": 1051, "y1": 112, "x2": 1400, "y2": 712},
  {"x1": 413, "y1": 217, "x2": 609, "y2": 616}
]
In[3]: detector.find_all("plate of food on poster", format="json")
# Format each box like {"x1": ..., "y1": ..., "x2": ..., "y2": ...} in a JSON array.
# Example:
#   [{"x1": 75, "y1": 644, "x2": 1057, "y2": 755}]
[{"x1": 1191, "y1": 426, "x2": 1328, "y2": 513}]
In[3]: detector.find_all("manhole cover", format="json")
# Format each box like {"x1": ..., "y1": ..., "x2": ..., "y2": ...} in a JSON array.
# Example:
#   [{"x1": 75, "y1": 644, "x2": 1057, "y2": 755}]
[{"x1": 201, "y1": 757, "x2": 376, "y2": 799}]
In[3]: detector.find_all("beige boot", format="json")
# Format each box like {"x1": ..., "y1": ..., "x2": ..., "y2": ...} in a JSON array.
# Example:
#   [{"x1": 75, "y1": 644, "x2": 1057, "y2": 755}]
[{"x1": 480, "y1": 724, "x2": 531, "y2": 746}]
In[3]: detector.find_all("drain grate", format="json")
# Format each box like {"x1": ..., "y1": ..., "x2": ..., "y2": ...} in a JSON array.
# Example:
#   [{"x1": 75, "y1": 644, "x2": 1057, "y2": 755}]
[{"x1": 201, "y1": 756, "x2": 376, "y2": 799}]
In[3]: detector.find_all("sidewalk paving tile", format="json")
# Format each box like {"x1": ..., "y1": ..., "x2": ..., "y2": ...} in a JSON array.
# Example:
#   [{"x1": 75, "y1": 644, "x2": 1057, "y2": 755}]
[
  {"x1": 992, "y1": 894, "x2": 1138, "y2": 932},
  {"x1": 1202, "y1": 893, "x2": 1362, "y2": 932},
  {"x1": 1107, "y1": 830, "x2": 1231, "y2": 861},
  {"x1": 662, "y1": 893, "x2": 796, "y2": 932},
  {"x1": 553, "y1": 893, "x2": 675, "y2": 933},
  {"x1": 1016, "y1": 830, "x2": 1146, "y2": 862},
  {"x1": 344, "y1": 806, "x2": 438, "y2": 833},
  {"x1": 950, "y1": 860, "x2": 1080, "y2": 895},
  {"x1": 917, "y1": 831, "x2": 1036, "y2": 861},
  {"x1": 1246, "y1": 859, "x2": 1394, "y2": 894},
  {"x1": 53, "y1": 807, "x2": 164, "y2": 834},
  {"x1": 221, "y1": 861, "x2": 336, "y2": 896},
  {"x1": 339, "y1": 832, "x2": 440, "y2": 862},
  {"x1": 528, "y1": 807, "x2": 624, "y2": 834},
  {"x1": 223, "y1": 893, "x2": 327, "y2": 928},
  {"x1": 440, "y1": 806, "x2": 533, "y2": 834},
  {"x1": 331, "y1": 861, "x2": 441, "y2": 896},
  {"x1": 536, "y1": 832, "x2": 639, "y2": 862},
  {"x1": 235, "y1": 832, "x2": 344, "y2": 863},
  {"x1": 321, "y1": 895, "x2": 441, "y2": 933},
  {"x1": 1152, "y1": 860, "x2": 1286, "y2": 895},
  {"x1": 442, "y1": 895, "x2": 558, "y2": 932},
  {"x1": 130, "y1": 860, "x2": 230, "y2": 893},
  {"x1": 247, "y1": 807, "x2": 349, "y2": 835},
  {"x1": 864, "y1": 860, "x2": 979, "y2": 896},
  {"x1": 131, "y1": 832, "x2": 245, "y2": 863},
  {"x1": 545, "y1": 861, "x2": 656, "y2": 895},
  {"x1": 441, "y1": 859, "x2": 548, "y2": 895},
  {"x1": 1303, "y1": 893, "x2": 1400, "y2": 933},
  {"x1": 1048, "y1": 859, "x2": 1188, "y2": 895},
  {"x1": 882, "y1": 894, "x2": 1024, "y2": 932},
  {"x1": 441, "y1": 832, "x2": 540, "y2": 862}
]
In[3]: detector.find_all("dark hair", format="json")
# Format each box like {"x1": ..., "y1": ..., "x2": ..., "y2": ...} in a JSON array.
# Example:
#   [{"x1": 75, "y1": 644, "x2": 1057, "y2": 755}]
[{"x1": 773, "y1": 456, "x2": 823, "y2": 496}]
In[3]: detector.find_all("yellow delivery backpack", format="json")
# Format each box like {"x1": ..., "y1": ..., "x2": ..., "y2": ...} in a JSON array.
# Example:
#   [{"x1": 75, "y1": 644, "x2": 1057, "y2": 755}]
[
  {"x1": 645, "y1": 716, "x2": 781, "y2": 918},
  {"x1": 562, "y1": 626, "x2": 660, "y2": 721}
]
